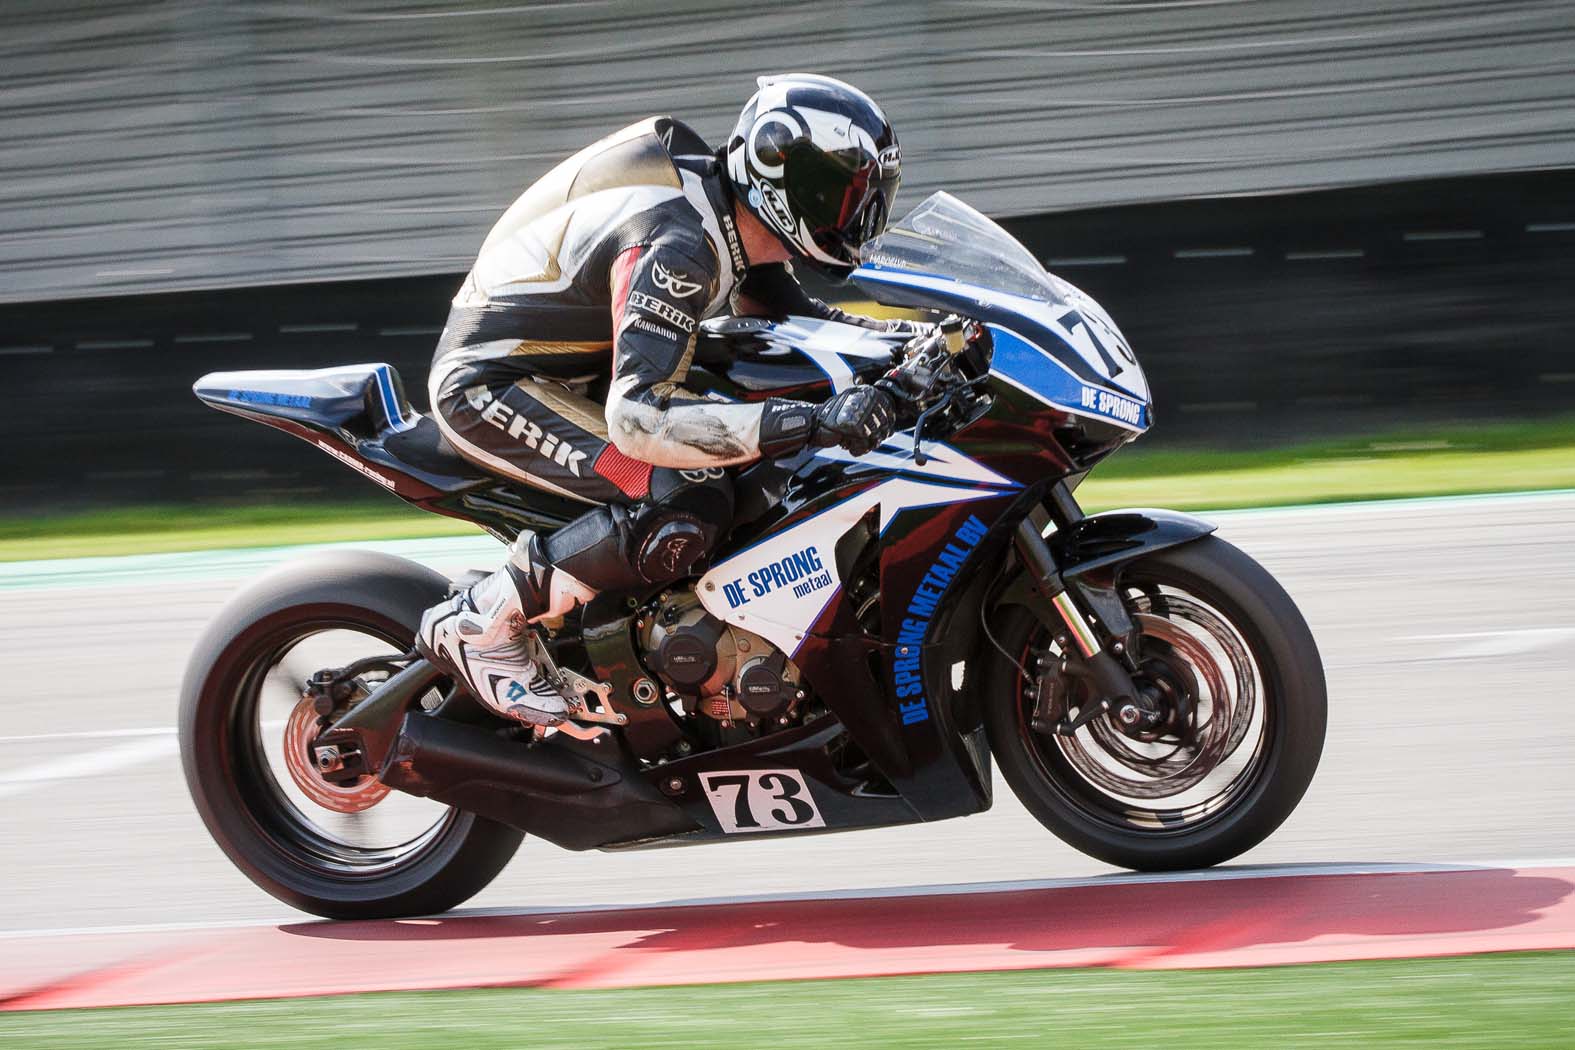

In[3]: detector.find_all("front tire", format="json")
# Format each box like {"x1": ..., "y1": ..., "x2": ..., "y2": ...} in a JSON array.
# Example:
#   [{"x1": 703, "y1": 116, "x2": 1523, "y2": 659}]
[
  {"x1": 984, "y1": 535, "x2": 1326, "y2": 871},
  {"x1": 180, "y1": 550, "x2": 523, "y2": 919}
]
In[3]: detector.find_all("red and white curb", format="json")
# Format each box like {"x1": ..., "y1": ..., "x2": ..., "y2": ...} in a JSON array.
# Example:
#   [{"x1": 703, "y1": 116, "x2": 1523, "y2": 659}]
[{"x1": 3, "y1": 862, "x2": 1573, "y2": 1011}]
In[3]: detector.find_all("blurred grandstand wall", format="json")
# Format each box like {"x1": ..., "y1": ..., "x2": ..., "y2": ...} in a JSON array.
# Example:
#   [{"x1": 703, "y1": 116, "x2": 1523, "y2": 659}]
[
  {"x1": 3, "y1": 1, "x2": 1573, "y2": 507},
  {"x1": 5, "y1": 0, "x2": 1573, "y2": 303}
]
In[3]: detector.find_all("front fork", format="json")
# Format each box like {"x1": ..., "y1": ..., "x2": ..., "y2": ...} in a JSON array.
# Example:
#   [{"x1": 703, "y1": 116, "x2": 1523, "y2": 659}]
[{"x1": 1011, "y1": 485, "x2": 1153, "y2": 735}]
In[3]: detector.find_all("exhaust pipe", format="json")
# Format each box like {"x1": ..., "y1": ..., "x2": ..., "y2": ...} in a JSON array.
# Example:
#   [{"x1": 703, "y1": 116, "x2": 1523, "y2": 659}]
[{"x1": 379, "y1": 712, "x2": 698, "y2": 851}]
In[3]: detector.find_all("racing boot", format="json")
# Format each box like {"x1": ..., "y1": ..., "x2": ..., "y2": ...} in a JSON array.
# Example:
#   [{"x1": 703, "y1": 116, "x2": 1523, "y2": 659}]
[{"x1": 416, "y1": 531, "x2": 595, "y2": 727}]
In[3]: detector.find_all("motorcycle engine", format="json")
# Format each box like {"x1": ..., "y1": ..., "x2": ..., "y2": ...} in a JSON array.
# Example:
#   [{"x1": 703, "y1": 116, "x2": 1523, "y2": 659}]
[{"x1": 638, "y1": 591, "x2": 804, "y2": 728}]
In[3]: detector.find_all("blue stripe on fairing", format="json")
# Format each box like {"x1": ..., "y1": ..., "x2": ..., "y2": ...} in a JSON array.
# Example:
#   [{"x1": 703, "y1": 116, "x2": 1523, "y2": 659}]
[
  {"x1": 852, "y1": 267, "x2": 1151, "y2": 404},
  {"x1": 709, "y1": 484, "x2": 882, "y2": 660},
  {"x1": 712, "y1": 484, "x2": 882, "y2": 566},
  {"x1": 375, "y1": 365, "x2": 413, "y2": 432},
  {"x1": 796, "y1": 483, "x2": 1002, "y2": 657},
  {"x1": 873, "y1": 483, "x2": 1001, "y2": 538},
  {"x1": 852, "y1": 263, "x2": 960, "y2": 286},
  {"x1": 988, "y1": 324, "x2": 1150, "y2": 432}
]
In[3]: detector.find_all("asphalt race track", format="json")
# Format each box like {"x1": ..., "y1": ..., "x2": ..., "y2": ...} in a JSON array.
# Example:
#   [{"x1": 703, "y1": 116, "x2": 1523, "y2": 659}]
[{"x1": 3, "y1": 492, "x2": 1574, "y2": 938}]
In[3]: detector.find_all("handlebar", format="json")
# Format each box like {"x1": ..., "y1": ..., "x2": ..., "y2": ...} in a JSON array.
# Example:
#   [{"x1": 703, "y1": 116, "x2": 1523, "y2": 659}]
[
  {"x1": 882, "y1": 332, "x2": 939, "y2": 397},
  {"x1": 873, "y1": 315, "x2": 989, "y2": 465}
]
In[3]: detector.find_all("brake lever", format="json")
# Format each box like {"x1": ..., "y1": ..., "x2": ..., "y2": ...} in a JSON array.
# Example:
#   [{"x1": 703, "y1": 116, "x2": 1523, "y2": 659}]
[
  {"x1": 910, "y1": 385, "x2": 956, "y2": 466},
  {"x1": 892, "y1": 319, "x2": 985, "y2": 466},
  {"x1": 909, "y1": 371, "x2": 991, "y2": 466}
]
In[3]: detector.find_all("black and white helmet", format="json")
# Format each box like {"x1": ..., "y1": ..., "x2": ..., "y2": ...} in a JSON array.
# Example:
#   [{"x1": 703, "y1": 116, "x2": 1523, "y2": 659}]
[{"x1": 725, "y1": 73, "x2": 901, "y2": 276}]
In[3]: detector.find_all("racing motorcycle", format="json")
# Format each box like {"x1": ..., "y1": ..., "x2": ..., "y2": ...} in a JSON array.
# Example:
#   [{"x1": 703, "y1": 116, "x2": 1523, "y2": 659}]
[{"x1": 182, "y1": 193, "x2": 1326, "y2": 919}]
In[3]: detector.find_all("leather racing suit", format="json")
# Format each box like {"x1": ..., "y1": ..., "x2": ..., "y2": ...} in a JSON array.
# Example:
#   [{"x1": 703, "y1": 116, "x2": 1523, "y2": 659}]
[{"x1": 428, "y1": 115, "x2": 905, "y2": 596}]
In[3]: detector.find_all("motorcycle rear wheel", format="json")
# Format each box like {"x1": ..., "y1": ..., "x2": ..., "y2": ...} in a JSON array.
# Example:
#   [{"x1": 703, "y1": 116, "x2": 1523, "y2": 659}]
[
  {"x1": 984, "y1": 535, "x2": 1326, "y2": 871},
  {"x1": 179, "y1": 550, "x2": 523, "y2": 919}
]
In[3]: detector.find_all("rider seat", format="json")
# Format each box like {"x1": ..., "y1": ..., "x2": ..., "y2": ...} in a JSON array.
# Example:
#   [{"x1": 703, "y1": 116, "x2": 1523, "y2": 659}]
[
  {"x1": 195, "y1": 363, "x2": 418, "y2": 441},
  {"x1": 193, "y1": 363, "x2": 487, "y2": 488}
]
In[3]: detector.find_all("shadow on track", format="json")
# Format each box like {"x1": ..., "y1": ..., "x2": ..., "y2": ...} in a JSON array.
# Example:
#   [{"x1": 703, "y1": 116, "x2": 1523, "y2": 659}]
[
  {"x1": 275, "y1": 865, "x2": 1575, "y2": 985},
  {"x1": 9, "y1": 865, "x2": 1573, "y2": 1010}
]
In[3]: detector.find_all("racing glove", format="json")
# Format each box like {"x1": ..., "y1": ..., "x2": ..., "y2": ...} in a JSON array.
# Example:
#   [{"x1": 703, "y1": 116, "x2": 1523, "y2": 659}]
[
  {"x1": 757, "y1": 386, "x2": 897, "y2": 460},
  {"x1": 811, "y1": 384, "x2": 897, "y2": 456}
]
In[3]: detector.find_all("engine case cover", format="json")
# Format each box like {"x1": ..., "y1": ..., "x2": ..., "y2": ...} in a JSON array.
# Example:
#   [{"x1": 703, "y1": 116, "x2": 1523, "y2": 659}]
[
  {"x1": 653, "y1": 618, "x2": 721, "y2": 691},
  {"x1": 639, "y1": 592, "x2": 803, "y2": 724},
  {"x1": 737, "y1": 658, "x2": 793, "y2": 719}
]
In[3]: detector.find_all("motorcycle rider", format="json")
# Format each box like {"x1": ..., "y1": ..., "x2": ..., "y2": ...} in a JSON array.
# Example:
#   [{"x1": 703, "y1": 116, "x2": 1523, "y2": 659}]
[{"x1": 416, "y1": 74, "x2": 919, "y2": 726}]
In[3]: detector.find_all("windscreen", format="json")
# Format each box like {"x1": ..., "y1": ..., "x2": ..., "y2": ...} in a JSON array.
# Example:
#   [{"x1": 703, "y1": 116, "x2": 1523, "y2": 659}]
[{"x1": 859, "y1": 191, "x2": 1058, "y2": 301}]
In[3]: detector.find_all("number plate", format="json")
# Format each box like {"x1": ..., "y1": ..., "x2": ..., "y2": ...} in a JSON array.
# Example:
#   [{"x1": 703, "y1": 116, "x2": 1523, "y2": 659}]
[{"x1": 698, "y1": 769, "x2": 827, "y2": 834}]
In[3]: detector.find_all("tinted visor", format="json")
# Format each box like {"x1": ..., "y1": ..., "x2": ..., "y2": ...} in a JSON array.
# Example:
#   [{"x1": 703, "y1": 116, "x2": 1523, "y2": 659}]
[{"x1": 788, "y1": 144, "x2": 900, "y2": 267}]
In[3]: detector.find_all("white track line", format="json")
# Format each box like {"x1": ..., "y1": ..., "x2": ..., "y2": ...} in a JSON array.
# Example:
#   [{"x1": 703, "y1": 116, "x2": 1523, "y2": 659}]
[
  {"x1": 0, "y1": 727, "x2": 174, "y2": 744},
  {"x1": 0, "y1": 720, "x2": 284, "y2": 747},
  {"x1": 0, "y1": 736, "x2": 179, "y2": 800},
  {"x1": 1399, "y1": 627, "x2": 1575, "y2": 659},
  {"x1": 4, "y1": 857, "x2": 1573, "y2": 941}
]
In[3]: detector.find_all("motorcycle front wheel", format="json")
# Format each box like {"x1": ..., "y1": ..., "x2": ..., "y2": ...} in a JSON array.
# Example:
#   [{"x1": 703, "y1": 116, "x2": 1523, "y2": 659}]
[
  {"x1": 180, "y1": 550, "x2": 523, "y2": 919},
  {"x1": 984, "y1": 535, "x2": 1326, "y2": 871}
]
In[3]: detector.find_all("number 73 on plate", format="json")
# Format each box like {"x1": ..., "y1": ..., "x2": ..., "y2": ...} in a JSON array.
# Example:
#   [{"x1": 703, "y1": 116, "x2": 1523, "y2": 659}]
[{"x1": 699, "y1": 769, "x2": 827, "y2": 834}]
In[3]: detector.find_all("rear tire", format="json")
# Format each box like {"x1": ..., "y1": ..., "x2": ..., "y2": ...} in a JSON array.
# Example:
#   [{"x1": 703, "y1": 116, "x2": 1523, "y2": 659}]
[
  {"x1": 984, "y1": 535, "x2": 1326, "y2": 871},
  {"x1": 180, "y1": 550, "x2": 523, "y2": 919}
]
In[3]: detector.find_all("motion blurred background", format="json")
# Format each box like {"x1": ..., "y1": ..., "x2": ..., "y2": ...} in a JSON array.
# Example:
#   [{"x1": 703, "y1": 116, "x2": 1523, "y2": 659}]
[
  {"x1": 3, "y1": 0, "x2": 1572, "y2": 526},
  {"x1": 3, "y1": 5, "x2": 1575, "y2": 1043}
]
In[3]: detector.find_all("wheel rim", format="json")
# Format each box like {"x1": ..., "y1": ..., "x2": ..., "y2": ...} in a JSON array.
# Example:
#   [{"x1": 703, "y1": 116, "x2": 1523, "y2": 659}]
[
  {"x1": 1014, "y1": 571, "x2": 1273, "y2": 836},
  {"x1": 226, "y1": 621, "x2": 460, "y2": 878}
]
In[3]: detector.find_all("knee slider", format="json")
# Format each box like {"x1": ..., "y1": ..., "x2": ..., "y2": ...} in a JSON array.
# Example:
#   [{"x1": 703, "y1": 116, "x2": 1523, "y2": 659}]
[
  {"x1": 541, "y1": 503, "x2": 721, "y2": 594},
  {"x1": 635, "y1": 514, "x2": 709, "y2": 583},
  {"x1": 635, "y1": 471, "x2": 732, "y2": 584},
  {"x1": 541, "y1": 470, "x2": 734, "y2": 595}
]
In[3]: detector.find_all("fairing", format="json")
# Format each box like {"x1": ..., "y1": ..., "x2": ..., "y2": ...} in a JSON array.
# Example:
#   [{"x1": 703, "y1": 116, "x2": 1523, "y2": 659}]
[
  {"x1": 689, "y1": 315, "x2": 905, "y2": 401},
  {"x1": 194, "y1": 363, "x2": 417, "y2": 442},
  {"x1": 853, "y1": 192, "x2": 1152, "y2": 428},
  {"x1": 1051, "y1": 508, "x2": 1219, "y2": 580}
]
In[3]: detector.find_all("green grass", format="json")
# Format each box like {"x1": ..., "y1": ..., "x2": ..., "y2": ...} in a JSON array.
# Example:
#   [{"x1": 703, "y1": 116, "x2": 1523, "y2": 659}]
[
  {"x1": 2, "y1": 952, "x2": 1572, "y2": 1049},
  {"x1": 1074, "y1": 415, "x2": 1575, "y2": 512},
  {"x1": 4, "y1": 417, "x2": 1574, "y2": 562},
  {"x1": 1088, "y1": 443, "x2": 1575, "y2": 511},
  {"x1": 0, "y1": 502, "x2": 471, "y2": 562}
]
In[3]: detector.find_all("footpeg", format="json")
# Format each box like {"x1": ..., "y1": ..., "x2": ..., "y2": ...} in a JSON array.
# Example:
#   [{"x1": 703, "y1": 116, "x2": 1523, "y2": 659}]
[{"x1": 546, "y1": 665, "x2": 627, "y2": 727}]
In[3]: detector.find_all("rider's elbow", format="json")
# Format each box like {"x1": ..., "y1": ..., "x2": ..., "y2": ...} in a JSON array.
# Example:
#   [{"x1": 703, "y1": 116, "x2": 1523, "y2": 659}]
[
  {"x1": 605, "y1": 389, "x2": 758, "y2": 470},
  {"x1": 605, "y1": 395, "x2": 662, "y2": 463}
]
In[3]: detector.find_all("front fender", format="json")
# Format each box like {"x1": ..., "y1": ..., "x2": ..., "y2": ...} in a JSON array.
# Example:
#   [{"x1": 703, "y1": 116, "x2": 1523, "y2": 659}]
[
  {"x1": 1051, "y1": 507, "x2": 1217, "y2": 579},
  {"x1": 983, "y1": 508, "x2": 1217, "y2": 672}
]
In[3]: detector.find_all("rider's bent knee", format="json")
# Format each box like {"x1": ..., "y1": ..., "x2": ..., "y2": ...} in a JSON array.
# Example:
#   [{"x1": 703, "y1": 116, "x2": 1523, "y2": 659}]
[{"x1": 543, "y1": 469, "x2": 734, "y2": 593}]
